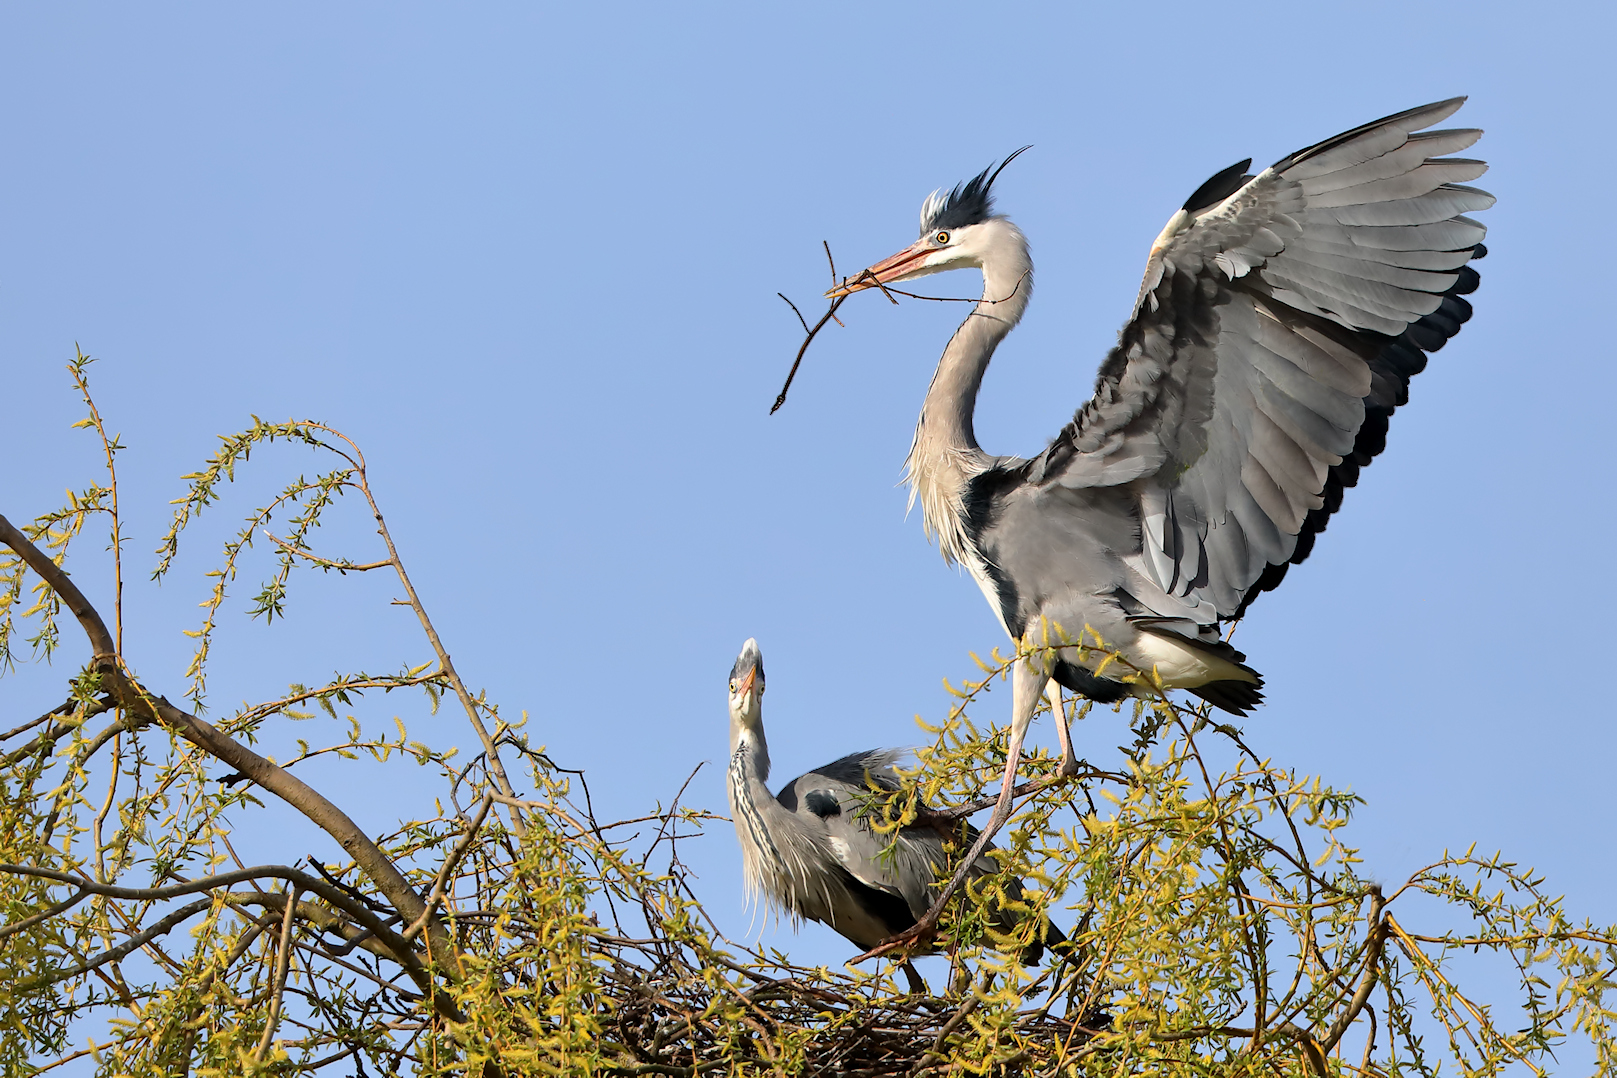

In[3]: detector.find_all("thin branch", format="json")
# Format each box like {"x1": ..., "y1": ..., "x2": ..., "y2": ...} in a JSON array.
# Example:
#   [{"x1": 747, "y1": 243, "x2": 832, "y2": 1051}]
[
  {"x1": 0, "y1": 512, "x2": 451, "y2": 971},
  {"x1": 402, "y1": 794, "x2": 492, "y2": 943},
  {"x1": 348, "y1": 468, "x2": 527, "y2": 841},
  {"x1": 0, "y1": 862, "x2": 425, "y2": 989},
  {"x1": 769, "y1": 294, "x2": 847, "y2": 414},
  {"x1": 2, "y1": 702, "x2": 69, "y2": 742},
  {"x1": 21, "y1": 896, "x2": 214, "y2": 991},
  {"x1": 0, "y1": 696, "x2": 115, "y2": 768},
  {"x1": 770, "y1": 264, "x2": 1031, "y2": 415},
  {"x1": 255, "y1": 883, "x2": 300, "y2": 1061},
  {"x1": 0, "y1": 886, "x2": 90, "y2": 942},
  {"x1": 261, "y1": 529, "x2": 393, "y2": 572},
  {"x1": 776, "y1": 293, "x2": 810, "y2": 335}
]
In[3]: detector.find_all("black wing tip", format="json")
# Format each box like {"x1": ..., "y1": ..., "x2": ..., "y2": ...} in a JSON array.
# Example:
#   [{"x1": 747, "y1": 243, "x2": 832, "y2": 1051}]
[
  {"x1": 1183, "y1": 158, "x2": 1254, "y2": 215},
  {"x1": 1234, "y1": 239, "x2": 1486, "y2": 618}
]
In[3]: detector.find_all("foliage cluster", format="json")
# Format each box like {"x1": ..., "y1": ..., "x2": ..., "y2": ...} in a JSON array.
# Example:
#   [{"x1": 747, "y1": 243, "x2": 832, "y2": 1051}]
[{"x1": 1, "y1": 357, "x2": 1613, "y2": 1076}]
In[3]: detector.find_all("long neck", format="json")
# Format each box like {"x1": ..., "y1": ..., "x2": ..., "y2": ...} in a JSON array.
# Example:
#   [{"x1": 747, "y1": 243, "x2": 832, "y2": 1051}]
[
  {"x1": 728, "y1": 710, "x2": 771, "y2": 789},
  {"x1": 904, "y1": 221, "x2": 1032, "y2": 562},
  {"x1": 727, "y1": 708, "x2": 802, "y2": 906}
]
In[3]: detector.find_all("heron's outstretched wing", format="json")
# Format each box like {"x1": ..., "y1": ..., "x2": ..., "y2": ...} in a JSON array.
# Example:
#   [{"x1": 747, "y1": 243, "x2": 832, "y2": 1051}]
[{"x1": 1035, "y1": 98, "x2": 1489, "y2": 618}]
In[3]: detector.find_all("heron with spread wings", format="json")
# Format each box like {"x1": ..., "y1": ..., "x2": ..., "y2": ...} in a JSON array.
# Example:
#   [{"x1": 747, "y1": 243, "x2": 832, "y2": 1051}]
[{"x1": 822, "y1": 99, "x2": 1491, "y2": 948}]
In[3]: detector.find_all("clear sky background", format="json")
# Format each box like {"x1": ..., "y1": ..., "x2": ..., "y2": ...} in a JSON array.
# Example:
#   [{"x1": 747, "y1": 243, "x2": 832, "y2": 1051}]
[{"x1": 3, "y1": 2, "x2": 1613, "y2": 1064}]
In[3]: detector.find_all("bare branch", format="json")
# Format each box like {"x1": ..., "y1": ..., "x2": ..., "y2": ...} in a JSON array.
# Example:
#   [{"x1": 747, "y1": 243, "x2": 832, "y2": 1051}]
[
  {"x1": 255, "y1": 883, "x2": 300, "y2": 1060},
  {"x1": 769, "y1": 293, "x2": 847, "y2": 414},
  {"x1": 401, "y1": 793, "x2": 492, "y2": 943}
]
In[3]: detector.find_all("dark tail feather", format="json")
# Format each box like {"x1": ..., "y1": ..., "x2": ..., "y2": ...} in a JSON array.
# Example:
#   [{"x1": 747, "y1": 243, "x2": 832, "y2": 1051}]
[{"x1": 1191, "y1": 679, "x2": 1265, "y2": 715}]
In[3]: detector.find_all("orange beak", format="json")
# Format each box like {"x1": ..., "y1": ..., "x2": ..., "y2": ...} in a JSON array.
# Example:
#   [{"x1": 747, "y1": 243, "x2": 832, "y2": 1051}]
[
  {"x1": 738, "y1": 666, "x2": 757, "y2": 699},
  {"x1": 826, "y1": 241, "x2": 933, "y2": 298}
]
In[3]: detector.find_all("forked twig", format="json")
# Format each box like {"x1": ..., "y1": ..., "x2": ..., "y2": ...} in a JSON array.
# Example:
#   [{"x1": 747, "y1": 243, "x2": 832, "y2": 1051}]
[
  {"x1": 771, "y1": 245, "x2": 1029, "y2": 413},
  {"x1": 770, "y1": 292, "x2": 848, "y2": 415}
]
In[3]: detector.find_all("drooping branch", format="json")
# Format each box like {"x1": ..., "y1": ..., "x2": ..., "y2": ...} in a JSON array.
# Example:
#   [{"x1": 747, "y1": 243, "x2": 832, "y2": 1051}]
[
  {"x1": 0, "y1": 862, "x2": 425, "y2": 983},
  {"x1": 19, "y1": 896, "x2": 216, "y2": 992},
  {"x1": 0, "y1": 512, "x2": 452, "y2": 972}
]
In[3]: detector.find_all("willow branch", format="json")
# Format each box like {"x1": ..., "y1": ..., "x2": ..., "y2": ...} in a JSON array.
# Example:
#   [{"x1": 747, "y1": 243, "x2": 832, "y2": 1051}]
[
  {"x1": 1319, "y1": 887, "x2": 1387, "y2": 1053},
  {"x1": 0, "y1": 886, "x2": 90, "y2": 942},
  {"x1": 0, "y1": 697, "x2": 115, "y2": 768},
  {"x1": 20, "y1": 896, "x2": 214, "y2": 991},
  {"x1": 222, "y1": 892, "x2": 396, "y2": 962},
  {"x1": 0, "y1": 512, "x2": 450, "y2": 967},
  {"x1": 255, "y1": 884, "x2": 300, "y2": 1061},
  {"x1": 0, "y1": 862, "x2": 422, "y2": 981},
  {"x1": 349, "y1": 474, "x2": 527, "y2": 840},
  {"x1": 402, "y1": 794, "x2": 492, "y2": 943}
]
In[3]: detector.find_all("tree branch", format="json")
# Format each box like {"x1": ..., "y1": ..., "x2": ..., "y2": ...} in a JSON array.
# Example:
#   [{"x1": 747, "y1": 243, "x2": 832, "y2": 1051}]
[
  {"x1": 20, "y1": 896, "x2": 214, "y2": 991},
  {"x1": 0, "y1": 862, "x2": 423, "y2": 981},
  {"x1": 402, "y1": 793, "x2": 492, "y2": 944},
  {"x1": 1319, "y1": 886, "x2": 1387, "y2": 1053},
  {"x1": 255, "y1": 883, "x2": 300, "y2": 1061},
  {"x1": 0, "y1": 512, "x2": 452, "y2": 967}
]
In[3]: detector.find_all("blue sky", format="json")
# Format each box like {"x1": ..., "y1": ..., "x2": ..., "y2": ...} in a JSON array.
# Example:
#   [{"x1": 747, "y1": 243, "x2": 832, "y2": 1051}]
[{"x1": 3, "y1": 0, "x2": 1613, "y2": 1048}]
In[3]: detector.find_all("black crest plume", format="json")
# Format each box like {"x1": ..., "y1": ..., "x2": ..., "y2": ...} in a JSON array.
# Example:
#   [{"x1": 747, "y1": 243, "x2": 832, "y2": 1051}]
[{"x1": 919, "y1": 145, "x2": 1031, "y2": 235}]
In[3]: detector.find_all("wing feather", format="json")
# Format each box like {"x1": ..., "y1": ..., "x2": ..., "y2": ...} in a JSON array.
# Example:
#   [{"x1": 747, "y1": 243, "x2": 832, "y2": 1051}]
[
  {"x1": 1031, "y1": 99, "x2": 1488, "y2": 621},
  {"x1": 1297, "y1": 130, "x2": 1481, "y2": 194},
  {"x1": 1306, "y1": 183, "x2": 1496, "y2": 226}
]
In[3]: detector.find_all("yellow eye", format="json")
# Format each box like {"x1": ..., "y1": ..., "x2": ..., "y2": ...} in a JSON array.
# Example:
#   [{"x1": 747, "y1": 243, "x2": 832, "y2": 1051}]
[
  {"x1": 729, "y1": 679, "x2": 737, "y2": 693},
  {"x1": 935, "y1": 230, "x2": 950, "y2": 245}
]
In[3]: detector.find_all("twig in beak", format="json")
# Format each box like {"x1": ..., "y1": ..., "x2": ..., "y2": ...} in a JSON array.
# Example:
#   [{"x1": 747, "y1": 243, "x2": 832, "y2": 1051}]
[
  {"x1": 853, "y1": 268, "x2": 902, "y2": 306},
  {"x1": 770, "y1": 292, "x2": 848, "y2": 415},
  {"x1": 777, "y1": 293, "x2": 810, "y2": 335}
]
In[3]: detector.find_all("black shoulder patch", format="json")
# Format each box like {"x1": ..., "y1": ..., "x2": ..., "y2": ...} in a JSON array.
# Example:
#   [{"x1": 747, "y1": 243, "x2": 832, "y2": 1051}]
[
  {"x1": 1183, "y1": 159, "x2": 1253, "y2": 215},
  {"x1": 962, "y1": 466, "x2": 1026, "y2": 638},
  {"x1": 804, "y1": 790, "x2": 842, "y2": 819}
]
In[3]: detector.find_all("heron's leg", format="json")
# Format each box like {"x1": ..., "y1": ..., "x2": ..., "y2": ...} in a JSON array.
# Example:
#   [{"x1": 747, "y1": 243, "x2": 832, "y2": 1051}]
[
  {"x1": 858, "y1": 661, "x2": 1048, "y2": 957},
  {"x1": 1047, "y1": 681, "x2": 1081, "y2": 779},
  {"x1": 901, "y1": 961, "x2": 927, "y2": 995}
]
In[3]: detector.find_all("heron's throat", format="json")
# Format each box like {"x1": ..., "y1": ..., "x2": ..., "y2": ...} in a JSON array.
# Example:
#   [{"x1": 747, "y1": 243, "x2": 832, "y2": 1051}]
[
  {"x1": 728, "y1": 717, "x2": 770, "y2": 784},
  {"x1": 904, "y1": 228, "x2": 1032, "y2": 566}
]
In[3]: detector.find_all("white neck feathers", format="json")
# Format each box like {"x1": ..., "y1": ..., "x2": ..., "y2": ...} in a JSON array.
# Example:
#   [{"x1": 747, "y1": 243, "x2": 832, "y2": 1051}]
[{"x1": 902, "y1": 219, "x2": 1032, "y2": 565}]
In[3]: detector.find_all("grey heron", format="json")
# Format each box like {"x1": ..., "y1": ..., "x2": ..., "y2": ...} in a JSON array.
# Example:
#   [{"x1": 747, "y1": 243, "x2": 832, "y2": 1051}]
[
  {"x1": 825, "y1": 99, "x2": 1491, "y2": 945},
  {"x1": 725, "y1": 638, "x2": 1066, "y2": 990}
]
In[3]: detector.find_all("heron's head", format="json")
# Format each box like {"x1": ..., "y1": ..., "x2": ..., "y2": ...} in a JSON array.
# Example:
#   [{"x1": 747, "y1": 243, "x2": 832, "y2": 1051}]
[
  {"x1": 727, "y1": 638, "x2": 765, "y2": 727},
  {"x1": 828, "y1": 147, "x2": 1031, "y2": 299}
]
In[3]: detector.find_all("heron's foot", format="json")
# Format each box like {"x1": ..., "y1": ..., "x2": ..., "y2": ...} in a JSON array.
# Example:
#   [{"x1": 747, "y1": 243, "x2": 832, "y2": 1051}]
[
  {"x1": 851, "y1": 921, "x2": 939, "y2": 964},
  {"x1": 1055, "y1": 753, "x2": 1085, "y2": 780}
]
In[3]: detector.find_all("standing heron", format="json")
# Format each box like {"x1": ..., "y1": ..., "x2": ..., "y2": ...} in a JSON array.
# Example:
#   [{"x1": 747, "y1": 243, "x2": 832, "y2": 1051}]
[
  {"x1": 824, "y1": 99, "x2": 1490, "y2": 943},
  {"x1": 725, "y1": 638, "x2": 1065, "y2": 991}
]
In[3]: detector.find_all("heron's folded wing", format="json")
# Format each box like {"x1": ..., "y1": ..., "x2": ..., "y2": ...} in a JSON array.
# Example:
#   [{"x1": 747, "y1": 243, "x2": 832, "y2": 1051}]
[{"x1": 1038, "y1": 98, "x2": 1489, "y2": 618}]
